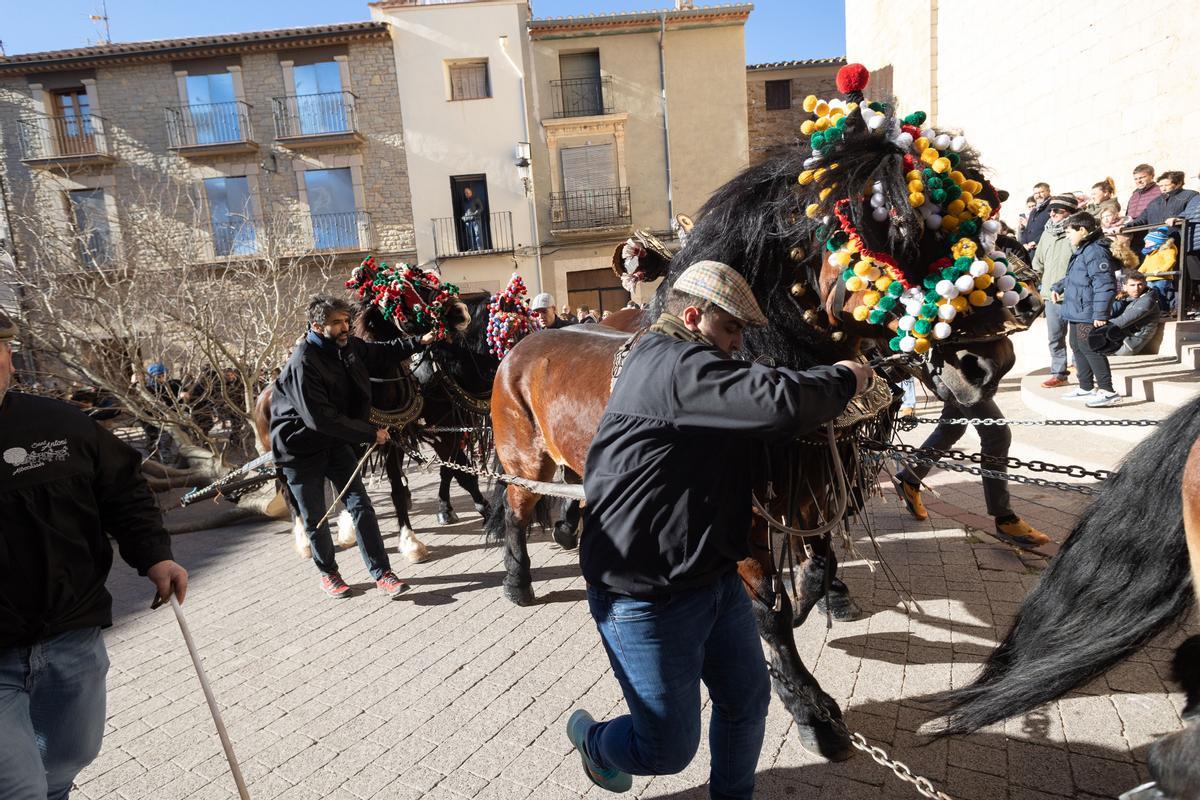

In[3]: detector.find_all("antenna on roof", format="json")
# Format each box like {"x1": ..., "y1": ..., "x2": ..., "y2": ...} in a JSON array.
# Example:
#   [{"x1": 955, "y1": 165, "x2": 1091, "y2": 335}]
[{"x1": 89, "y1": 0, "x2": 112, "y2": 45}]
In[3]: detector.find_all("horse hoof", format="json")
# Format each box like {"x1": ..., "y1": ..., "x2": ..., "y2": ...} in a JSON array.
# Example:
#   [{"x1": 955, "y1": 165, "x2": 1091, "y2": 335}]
[
  {"x1": 474, "y1": 501, "x2": 492, "y2": 519},
  {"x1": 795, "y1": 719, "x2": 854, "y2": 762},
  {"x1": 403, "y1": 543, "x2": 431, "y2": 564},
  {"x1": 504, "y1": 583, "x2": 535, "y2": 606},
  {"x1": 437, "y1": 510, "x2": 458, "y2": 525},
  {"x1": 299, "y1": 546, "x2": 312, "y2": 560},
  {"x1": 553, "y1": 523, "x2": 578, "y2": 551},
  {"x1": 815, "y1": 592, "x2": 865, "y2": 623}
]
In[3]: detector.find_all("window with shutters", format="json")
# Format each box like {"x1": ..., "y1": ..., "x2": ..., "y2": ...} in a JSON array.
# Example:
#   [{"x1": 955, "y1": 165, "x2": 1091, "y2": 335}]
[
  {"x1": 553, "y1": 143, "x2": 629, "y2": 230},
  {"x1": 448, "y1": 60, "x2": 490, "y2": 101},
  {"x1": 765, "y1": 79, "x2": 792, "y2": 111}
]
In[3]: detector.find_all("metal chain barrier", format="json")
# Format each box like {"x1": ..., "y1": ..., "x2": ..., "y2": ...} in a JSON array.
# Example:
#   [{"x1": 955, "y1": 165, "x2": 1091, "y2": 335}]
[
  {"x1": 764, "y1": 662, "x2": 955, "y2": 800},
  {"x1": 899, "y1": 415, "x2": 1159, "y2": 429},
  {"x1": 864, "y1": 444, "x2": 1104, "y2": 496},
  {"x1": 866, "y1": 440, "x2": 1113, "y2": 481}
]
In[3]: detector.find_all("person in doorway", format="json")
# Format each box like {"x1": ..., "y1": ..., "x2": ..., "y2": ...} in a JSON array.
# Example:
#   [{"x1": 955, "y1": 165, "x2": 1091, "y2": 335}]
[
  {"x1": 567, "y1": 260, "x2": 873, "y2": 798},
  {"x1": 530, "y1": 293, "x2": 574, "y2": 330},
  {"x1": 270, "y1": 296, "x2": 435, "y2": 599},
  {"x1": 0, "y1": 309, "x2": 189, "y2": 800},
  {"x1": 1033, "y1": 194, "x2": 1081, "y2": 388},
  {"x1": 461, "y1": 186, "x2": 484, "y2": 251},
  {"x1": 1053, "y1": 212, "x2": 1120, "y2": 407}
]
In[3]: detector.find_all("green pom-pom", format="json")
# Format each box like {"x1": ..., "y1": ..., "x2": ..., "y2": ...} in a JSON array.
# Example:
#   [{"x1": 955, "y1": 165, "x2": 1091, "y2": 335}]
[
  {"x1": 835, "y1": 115, "x2": 846, "y2": 129},
  {"x1": 945, "y1": 184, "x2": 963, "y2": 200},
  {"x1": 868, "y1": 308, "x2": 888, "y2": 325},
  {"x1": 946, "y1": 152, "x2": 960, "y2": 167},
  {"x1": 913, "y1": 320, "x2": 933, "y2": 336},
  {"x1": 870, "y1": 102, "x2": 885, "y2": 112},
  {"x1": 919, "y1": 302, "x2": 938, "y2": 319},
  {"x1": 826, "y1": 127, "x2": 843, "y2": 143},
  {"x1": 923, "y1": 274, "x2": 940, "y2": 290},
  {"x1": 903, "y1": 111, "x2": 927, "y2": 126},
  {"x1": 959, "y1": 219, "x2": 980, "y2": 236},
  {"x1": 811, "y1": 132, "x2": 827, "y2": 149},
  {"x1": 954, "y1": 256, "x2": 973, "y2": 269},
  {"x1": 876, "y1": 295, "x2": 898, "y2": 312},
  {"x1": 926, "y1": 175, "x2": 942, "y2": 189},
  {"x1": 923, "y1": 168, "x2": 935, "y2": 179},
  {"x1": 842, "y1": 268, "x2": 855, "y2": 281},
  {"x1": 889, "y1": 336, "x2": 903, "y2": 352},
  {"x1": 930, "y1": 188, "x2": 947, "y2": 205},
  {"x1": 887, "y1": 281, "x2": 904, "y2": 296}
]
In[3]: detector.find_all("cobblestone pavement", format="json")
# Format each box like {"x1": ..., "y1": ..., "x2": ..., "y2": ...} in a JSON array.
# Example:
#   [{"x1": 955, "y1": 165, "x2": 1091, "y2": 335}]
[{"x1": 77, "y1": 383, "x2": 1195, "y2": 800}]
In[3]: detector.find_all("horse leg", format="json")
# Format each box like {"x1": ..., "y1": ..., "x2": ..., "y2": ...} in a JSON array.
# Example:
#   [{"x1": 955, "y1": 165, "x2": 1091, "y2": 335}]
[
  {"x1": 437, "y1": 466, "x2": 458, "y2": 525},
  {"x1": 498, "y1": 484, "x2": 540, "y2": 606},
  {"x1": 552, "y1": 468, "x2": 583, "y2": 550},
  {"x1": 791, "y1": 534, "x2": 862, "y2": 627},
  {"x1": 448, "y1": 448, "x2": 491, "y2": 517},
  {"x1": 740, "y1": 520, "x2": 852, "y2": 761},
  {"x1": 385, "y1": 445, "x2": 429, "y2": 564}
]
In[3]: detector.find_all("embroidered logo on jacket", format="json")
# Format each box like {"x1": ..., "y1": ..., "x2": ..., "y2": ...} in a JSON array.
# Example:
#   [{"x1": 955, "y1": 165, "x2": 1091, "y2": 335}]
[{"x1": 4, "y1": 439, "x2": 70, "y2": 475}]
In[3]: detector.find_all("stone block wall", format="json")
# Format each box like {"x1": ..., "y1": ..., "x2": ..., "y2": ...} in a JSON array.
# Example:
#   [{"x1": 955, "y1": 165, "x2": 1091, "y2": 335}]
[{"x1": 746, "y1": 60, "x2": 843, "y2": 165}]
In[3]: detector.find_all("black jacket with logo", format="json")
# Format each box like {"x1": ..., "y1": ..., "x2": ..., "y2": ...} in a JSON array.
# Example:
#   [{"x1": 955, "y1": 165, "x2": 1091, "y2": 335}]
[
  {"x1": 0, "y1": 392, "x2": 173, "y2": 647},
  {"x1": 580, "y1": 333, "x2": 857, "y2": 598},
  {"x1": 270, "y1": 332, "x2": 424, "y2": 467}
]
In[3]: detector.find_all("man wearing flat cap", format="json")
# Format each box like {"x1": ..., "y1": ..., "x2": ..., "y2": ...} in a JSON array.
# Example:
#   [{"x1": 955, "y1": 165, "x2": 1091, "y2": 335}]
[
  {"x1": 0, "y1": 310, "x2": 188, "y2": 798},
  {"x1": 565, "y1": 261, "x2": 872, "y2": 798},
  {"x1": 1033, "y1": 193, "x2": 1081, "y2": 388}
]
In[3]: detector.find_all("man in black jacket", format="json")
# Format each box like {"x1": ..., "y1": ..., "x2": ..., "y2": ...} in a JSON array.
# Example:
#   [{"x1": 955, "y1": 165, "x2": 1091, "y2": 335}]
[
  {"x1": 0, "y1": 310, "x2": 188, "y2": 799},
  {"x1": 565, "y1": 261, "x2": 872, "y2": 798},
  {"x1": 271, "y1": 296, "x2": 433, "y2": 600},
  {"x1": 1019, "y1": 181, "x2": 1053, "y2": 253}
]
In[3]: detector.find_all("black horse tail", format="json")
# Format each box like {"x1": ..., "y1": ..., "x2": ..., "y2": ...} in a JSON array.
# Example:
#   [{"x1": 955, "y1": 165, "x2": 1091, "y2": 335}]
[{"x1": 932, "y1": 395, "x2": 1200, "y2": 736}]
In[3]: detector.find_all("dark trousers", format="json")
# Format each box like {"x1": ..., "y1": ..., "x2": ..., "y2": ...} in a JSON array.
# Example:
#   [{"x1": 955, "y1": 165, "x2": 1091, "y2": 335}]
[
  {"x1": 896, "y1": 397, "x2": 1014, "y2": 518},
  {"x1": 281, "y1": 444, "x2": 392, "y2": 580},
  {"x1": 1067, "y1": 322, "x2": 1113, "y2": 393}
]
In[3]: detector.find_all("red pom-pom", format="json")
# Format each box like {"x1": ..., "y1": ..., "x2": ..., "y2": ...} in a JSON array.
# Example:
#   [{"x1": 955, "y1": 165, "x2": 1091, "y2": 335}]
[{"x1": 836, "y1": 63, "x2": 870, "y2": 94}]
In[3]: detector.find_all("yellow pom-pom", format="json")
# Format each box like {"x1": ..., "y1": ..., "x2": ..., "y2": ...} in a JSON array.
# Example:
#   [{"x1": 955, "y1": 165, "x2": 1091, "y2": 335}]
[
  {"x1": 875, "y1": 275, "x2": 893, "y2": 292},
  {"x1": 800, "y1": 120, "x2": 816, "y2": 136},
  {"x1": 846, "y1": 239, "x2": 859, "y2": 253},
  {"x1": 960, "y1": 191, "x2": 974, "y2": 205},
  {"x1": 915, "y1": 137, "x2": 929, "y2": 153},
  {"x1": 814, "y1": 100, "x2": 830, "y2": 117},
  {"x1": 798, "y1": 169, "x2": 815, "y2": 185},
  {"x1": 974, "y1": 274, "x2": 993, "y2": 289},
  {"x1": 946, "y1": 198, "x2": 965, "y2": 215},
  {"x1": 806, "y1": 203, "x2": 820, "y2": 218},
  {"x1": 949, "y1": 170, "x2": 966, "y2": 185},
  {"x1": 829, "y1": 109, "x2": 844, "y2": 123},
  {"x1": 853, "y1": 260, "x2": 872, "y2": 276},
  {"x1": 913, "y1": 337, "x2": 932, "y2": 354},
  {"x1": 908, "y1": 179, "x2": 924, "y2": 194},
  {"x1": 845, "y1": 275, "x2": 866, "y2": 292},
  {"x1": 852, "y1": 305, "x2": 871, "y2": 322},
  {"x1": 964, "y1": 179, "x2": 982, "y2": 194},
  {"x1": 936, "y1": 296, "x2": 948, "y2": 305},
  {"x1": 830, "y1": 251, "x2": 852, "y2": 268},
  {"x1": 909, "y1": 192, "x2": 926, "y2": 208},
  {"x1": 984, "y1": 256, "x2": 994, "y2": 267},
  {"x1": 828, "y1": 162, "x2": 840, "y2": 171},
  {"x1": 819, "y1": 187, "x2": 833, "y2": 201},
  {"x1": 847, "y1": 102, "x2": 858, "y2": 111},
  {"x1": 803, "y1": 95, "x2": 818, "y2": 112},
  {"x1": 932, "y1": 157, "x2": 952, "y2": 174},
  {"x1": 941, "y1": 215, "x2": 960, "y2": 232},
  {"x1": 814, "y1": 116, "x2": 831, "y2": 132},
  {"x1": 813, "y1": 167, "x2": 828, "y2": 181},
  {"x1": 958, "y1": 210, "x2": 973, "y2": 222},
  {"x1": 920, "y1": 147, "x2": 939, "y2": 165},
  {"x1": 862, "y1": 290, "x2": 882, "y2": 307},
  {"x1": 950, "y1": 296, "x2": 969, "y2": 313},
  {"x1": 968, "y1": 289, "x2": 988, "y2": 307},
  {"x1": 906, "y1": 169, "x2": 923, "y2": 183},
  {"x1": 975, "y1": 201, "x2": 992, "y2": 218}
]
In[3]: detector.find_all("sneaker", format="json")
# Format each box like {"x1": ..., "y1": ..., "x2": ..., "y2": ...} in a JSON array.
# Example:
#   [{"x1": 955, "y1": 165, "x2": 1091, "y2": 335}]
[
  {"x1": 992, "y1": 516, "x2": 1051, "y2": 550},
  {"x1": 1062, "y1": 388, "x2": 1095, "y2": 400},
  {"x1": 320, "y1": 573, "x2": 352, "y2": 599},
  {"x1": 566, "y1": 710, "x2": 632, "y2": 793},
  {"x1": 1041, "y1": 375, "x2": 1070, "y2": 388},
  {"x1": 1085, "y1": 390, "x2": 1121, "y2": 408},
  {"x1": 376, "y1": 571, "x2": 410, "y2": 599},
  {"x1": 892, "y1": 476, "x2": 928, "y2": 521}
]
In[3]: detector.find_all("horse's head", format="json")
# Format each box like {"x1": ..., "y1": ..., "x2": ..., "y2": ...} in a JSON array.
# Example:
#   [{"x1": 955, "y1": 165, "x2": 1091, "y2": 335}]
[{"x1": 346, "y1": 257, "x2": 472, "y2": 343}]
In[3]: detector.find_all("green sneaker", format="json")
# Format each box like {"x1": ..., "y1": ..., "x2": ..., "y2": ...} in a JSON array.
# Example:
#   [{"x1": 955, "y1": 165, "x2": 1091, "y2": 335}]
[{"x1": 566, "y1": 709, "x2": 632, "y2": 793}]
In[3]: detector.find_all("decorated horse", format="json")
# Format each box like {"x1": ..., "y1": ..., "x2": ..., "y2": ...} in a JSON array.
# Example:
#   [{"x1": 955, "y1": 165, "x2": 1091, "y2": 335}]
[
  {"x1": 930, "y1": 394, "x2": 1200, "y2": 797},
  {"x1": 485, "y1": 64, "x2": 1040, "y2": 760}
]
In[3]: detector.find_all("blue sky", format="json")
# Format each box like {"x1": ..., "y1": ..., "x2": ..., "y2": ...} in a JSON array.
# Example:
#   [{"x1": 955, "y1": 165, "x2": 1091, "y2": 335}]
[{"x1": 1, "y1": 0, "x2": 846, "y2": 64}]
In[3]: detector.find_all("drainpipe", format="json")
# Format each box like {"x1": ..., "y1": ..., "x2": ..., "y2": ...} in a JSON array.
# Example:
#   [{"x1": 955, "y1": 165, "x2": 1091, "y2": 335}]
[
  {"x1": 658, "y1": 12, "x2": 675, "y2": 233},
  {"x1": 499, "y1": 33, "x2": 544, "y2": 293}
]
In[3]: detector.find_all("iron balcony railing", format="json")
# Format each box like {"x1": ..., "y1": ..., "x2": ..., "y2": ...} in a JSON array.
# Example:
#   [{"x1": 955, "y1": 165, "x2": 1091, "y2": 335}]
[
  {"x1": 165, "y1": 100, "x2": 254, "y2": 148},
  {"x1": 17, "y1": 113, "x2": 113, "y2": 161},
  {"x1": 307, "y1": 211, "x2": 373, "y2": 253},
  {"x1": 549, "y1": 187, "x2": 631, "y2": 231},
  {"x1": 272, "y1": 91, "x2": 359, "y2": 138},
  {"x1": 549, "y1": 76, "x2": 613, "y2": 118},
  {"x1": 432, "y1": 210, "x2": 514, "y2": 257}
]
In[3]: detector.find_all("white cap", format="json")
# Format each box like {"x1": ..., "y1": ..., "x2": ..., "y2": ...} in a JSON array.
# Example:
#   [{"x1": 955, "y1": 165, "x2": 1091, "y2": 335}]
[{"x1": 531, "y1": 292, "x2": 554, "y2": 310}]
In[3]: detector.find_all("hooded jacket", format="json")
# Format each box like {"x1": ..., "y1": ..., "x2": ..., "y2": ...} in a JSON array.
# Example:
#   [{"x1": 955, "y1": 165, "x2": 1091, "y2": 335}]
[
  {"x1": 1032, "y1": 219, "x2": 1073, "y2": 300},
  {"x1": 1131, "y1": 188, "x2": 1199, "y2": 227},
  {"x1": 1051, "y1": 235, "x2": 1118, "y2": 324},
  {"x1": 270, "y1": 331, "x2": 424, "y2": 467},
  {"x1": 0, "y1": 393, "x2": 173, "y2": 647},
  {"x1": 580, "y1": 332, "x2": 856, "y2": 598}
]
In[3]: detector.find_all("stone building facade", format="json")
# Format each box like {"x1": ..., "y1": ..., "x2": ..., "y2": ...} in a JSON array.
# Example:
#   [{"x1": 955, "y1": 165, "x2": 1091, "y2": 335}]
[
  {"x1": 846, "y1": 0, "x2": 1200, "y2": 226},
  {"x1": 746, "y1": 58, "x2": 844, "y2": 165}
]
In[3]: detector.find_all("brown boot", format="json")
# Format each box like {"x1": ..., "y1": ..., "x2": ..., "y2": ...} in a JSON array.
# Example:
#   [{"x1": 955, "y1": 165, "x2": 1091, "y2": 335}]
[
  {"x1": 992, "y1": 516, "x2": 1051, "y2": 550},
  {"x1": 892, "y1": 476, "x2": 928, "y2": 521}
]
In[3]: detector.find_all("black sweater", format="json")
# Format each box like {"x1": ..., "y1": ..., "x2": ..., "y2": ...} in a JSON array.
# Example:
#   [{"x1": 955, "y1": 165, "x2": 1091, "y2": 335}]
[
  {"x1": 0, "y1": 392, "x2": 173, "y2": 647},
  {"x1": 580, "y1": 333, "x2": 856, "y2": 598}
]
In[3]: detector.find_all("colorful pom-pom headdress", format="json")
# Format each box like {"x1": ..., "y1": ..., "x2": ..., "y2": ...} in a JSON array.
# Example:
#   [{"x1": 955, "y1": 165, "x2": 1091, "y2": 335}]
[
  {"x1": 486, "y1": 273, "x2": 535, "y2": 359},
  {"x1": 800, "y1": 64, "x2": 1032, "y2": 355},
  {"x1": 345, "y1": 256, "x2": 463, "y2": 341}
]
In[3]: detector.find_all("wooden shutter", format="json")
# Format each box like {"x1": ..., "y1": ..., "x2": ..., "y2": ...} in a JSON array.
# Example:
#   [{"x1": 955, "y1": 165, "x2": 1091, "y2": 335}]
[{"x1": 560, "y1": 144, "x2": 616, "y2": 194}]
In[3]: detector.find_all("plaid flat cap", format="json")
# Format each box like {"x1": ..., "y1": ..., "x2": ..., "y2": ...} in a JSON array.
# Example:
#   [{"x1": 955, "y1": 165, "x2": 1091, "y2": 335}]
[
  {"x1": 0, "y1": 310, "x2": 15, "y2": 342},
  {"x1": 674, "y1": 260, "x2": 768, "y2": 326}
]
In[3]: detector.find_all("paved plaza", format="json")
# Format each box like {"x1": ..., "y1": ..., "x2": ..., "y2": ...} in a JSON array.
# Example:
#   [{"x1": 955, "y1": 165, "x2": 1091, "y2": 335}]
[{"x1": 77, "y1": 376, "x2": 1195, "y2": 800}]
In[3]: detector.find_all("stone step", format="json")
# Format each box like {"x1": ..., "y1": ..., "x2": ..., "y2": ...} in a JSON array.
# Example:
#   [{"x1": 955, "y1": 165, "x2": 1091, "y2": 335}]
[{"x1": 1020, "y1": 367, "x2": 1171, "y2": 445}]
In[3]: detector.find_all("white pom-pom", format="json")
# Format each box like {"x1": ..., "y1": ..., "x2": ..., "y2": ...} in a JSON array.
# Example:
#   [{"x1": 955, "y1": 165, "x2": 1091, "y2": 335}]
[
  {"x1": 803, "y1": 156, "x2": 821, "y2": 169},
  {"x1": 865, "y1": 266, "x2": 882, "y2": 281},
  {"x1": 872, "y1": 180, "x2": 883, "y2": 193},
  {"x1": 871, "y1": 192, "x2": 886, "y2": 207},
  {"x1": 982, "y1": 219, "x2": 1000, "y2": 233},
  {"x1": 935, "y1": 279, "x2": 957, "y2": 298},
  {"x1": 894, "y1": 132, "x2": 914, "y2": 149},
  {"x1": 969, "y1": 260, "x2": 989, "y2": 277},
  {"x1": 997, "y1": 274, "x2": 1016, "y2": 291},
  {"x1": 903, "y1": 300, "x2": 923, "y2": 316},
  {"x1": 898, "y1": 315, "x2": 916, "y2": 332},
  {"x1": 950, "y1": 135, "x2": 967, "y2": 152},
  {"x1": 867, "y1": 115, "x2": 886, "y2": 132},
  {"x1": 991, "y1": 262, "x2": 1007, "y2": 277},
  {"x1": 899, "y1": 335, "x2": 917, "y2": 353},
  {"x1": 937, "y1": 303, "x2": 957, "y2": 321},
  {"x1": 933, "y1": 133, "x2": 951, "y2": 150},
  {"x1": 954, "y1": 274, "x2": 976, "y2": 293},
  {"x1": 872, "y1": 205, "x2": 889, "y2": 222},
  {"x1": 920, "y1": 128, "x2": 936, "y2": 141},
  {"x1": 925, "y1": 213, "x2": 943, "y2": 229},
  {"x1": 933, "y1": 321, "x2": 953, "y2": 339},
  {"x1": 1001, "y1": 290, "x2": 1020, "y2": 307},
  {"x1": 903, "y1": 287, "x2": 925, "y2": 303}
]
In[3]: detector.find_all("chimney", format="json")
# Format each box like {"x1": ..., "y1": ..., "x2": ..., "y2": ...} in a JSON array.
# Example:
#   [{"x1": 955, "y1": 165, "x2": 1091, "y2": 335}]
[{"x1": 675, "y1": 0, "x2": 695, "y2": 8}]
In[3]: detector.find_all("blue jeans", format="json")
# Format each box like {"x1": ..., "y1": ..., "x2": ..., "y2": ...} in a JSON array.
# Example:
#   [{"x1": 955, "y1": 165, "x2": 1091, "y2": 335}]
[
  {"x1": 281, "y1": 444, "x2": 392, "y2": 580},
  {"x1": 585, "y1": 570, "x2": 771, "y2": 800},
  {"x1": 1044, "y1": 300, "x2": 1069, "y2": 379},
  {"x1": 0, "y1": 627, "x2": 109, "y2": 800}
]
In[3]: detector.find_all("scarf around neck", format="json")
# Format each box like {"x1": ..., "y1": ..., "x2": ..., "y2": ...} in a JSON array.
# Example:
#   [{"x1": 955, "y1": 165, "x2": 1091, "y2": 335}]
[{"x1": 649, "y1": 312, "x2": 712, "y2": 346}]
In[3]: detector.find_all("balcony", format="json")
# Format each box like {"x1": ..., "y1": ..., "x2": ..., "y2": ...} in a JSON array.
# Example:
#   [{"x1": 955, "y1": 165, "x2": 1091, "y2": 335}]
[
  {"x1": 272, "y1": 91, "x2": 364, "y2": 148},
  {"x1": 18, "y1": 114, "x2": 115, "y2": 169},
  {"x1": 549, "y1": 187, "x2": 631, "y2": 234},
  {"x1": 165, "y1": 100, "x2": 257, "y2": 157},
  {"x1": 432, "y1": 211, "x2": 514, "y2": 258},
  {"x1": 548, "y1": 76, "x2": 613, "y2": 119}
]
